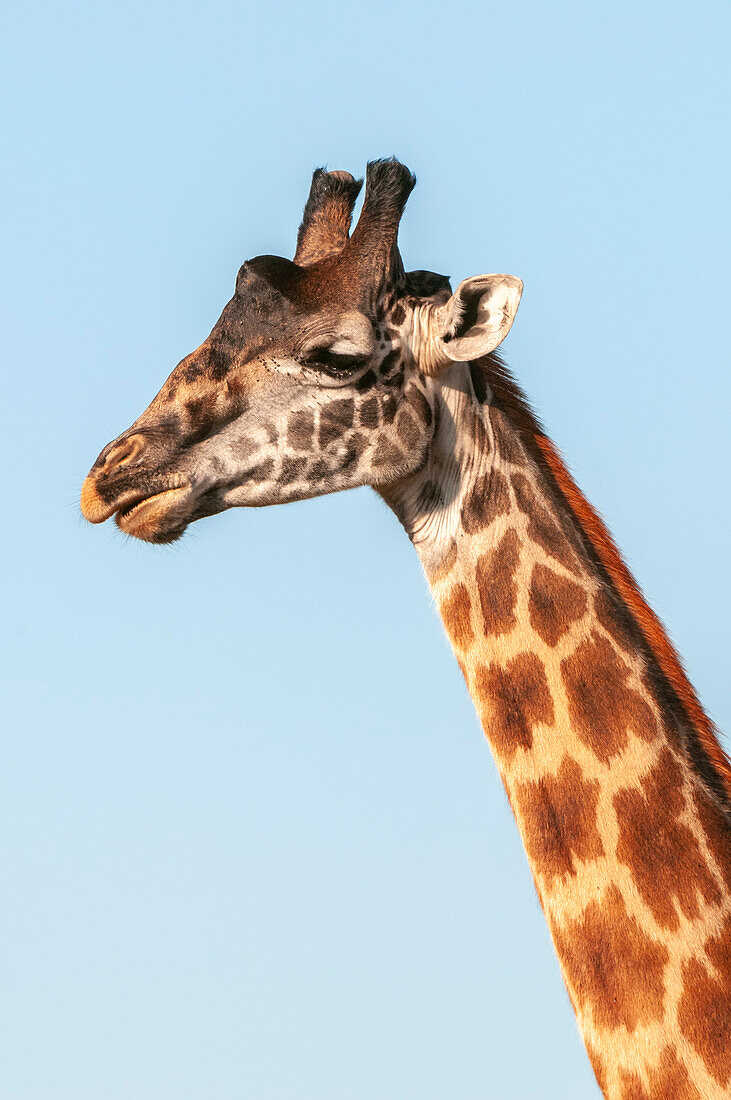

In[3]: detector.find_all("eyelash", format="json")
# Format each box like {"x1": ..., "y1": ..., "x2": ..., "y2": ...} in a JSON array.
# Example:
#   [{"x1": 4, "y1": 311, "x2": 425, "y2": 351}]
[{"x1": 302, "y1": 349, "x2": 368, "y2": 375}]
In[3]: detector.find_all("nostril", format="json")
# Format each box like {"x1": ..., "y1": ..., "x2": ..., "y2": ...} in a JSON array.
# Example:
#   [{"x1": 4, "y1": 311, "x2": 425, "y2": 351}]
[{"x1": 103, "y1": 433, "x2": 146, "y2": 471}]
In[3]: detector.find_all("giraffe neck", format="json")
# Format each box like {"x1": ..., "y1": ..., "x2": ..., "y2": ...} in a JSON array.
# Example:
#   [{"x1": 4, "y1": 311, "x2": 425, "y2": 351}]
[{"x1": 381, "y1": 360, "x2": 731, "y2": 1099}]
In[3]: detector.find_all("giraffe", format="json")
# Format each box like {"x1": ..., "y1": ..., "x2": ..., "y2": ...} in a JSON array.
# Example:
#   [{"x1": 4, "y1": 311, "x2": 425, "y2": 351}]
[{"x1": 80, "y1": 159, "x2": 731, "y2": 1098}]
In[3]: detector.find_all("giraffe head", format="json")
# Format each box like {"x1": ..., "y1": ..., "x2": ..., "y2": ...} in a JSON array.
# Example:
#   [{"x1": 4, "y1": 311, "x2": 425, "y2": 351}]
[{"x1": 81, "y1": 159, "x2": 522, "y2": 543}]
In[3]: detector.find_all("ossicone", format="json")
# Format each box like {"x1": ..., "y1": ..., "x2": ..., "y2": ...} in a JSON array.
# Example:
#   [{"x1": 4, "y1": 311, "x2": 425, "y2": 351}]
[{"x1": 294, "y1": 169, "x2": 363, "y2": 266}]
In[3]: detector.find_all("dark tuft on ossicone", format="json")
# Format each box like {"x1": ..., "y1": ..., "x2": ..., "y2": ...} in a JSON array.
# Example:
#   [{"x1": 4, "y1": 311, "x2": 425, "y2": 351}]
[{"x1": 294, "y1": 168, "x2": 363, "y2": 266}]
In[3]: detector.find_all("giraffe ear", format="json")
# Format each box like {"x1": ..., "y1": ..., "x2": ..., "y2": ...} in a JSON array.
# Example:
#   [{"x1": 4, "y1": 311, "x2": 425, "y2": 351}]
[{"x1": 419, "y1": 274, "x2": 523, "y2": 375}]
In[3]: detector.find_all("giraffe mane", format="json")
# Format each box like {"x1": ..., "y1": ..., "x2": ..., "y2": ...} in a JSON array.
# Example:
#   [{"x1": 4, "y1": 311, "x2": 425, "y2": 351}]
[{"x1": 478, "y1": 352, "x2": 731, "y2": 812}]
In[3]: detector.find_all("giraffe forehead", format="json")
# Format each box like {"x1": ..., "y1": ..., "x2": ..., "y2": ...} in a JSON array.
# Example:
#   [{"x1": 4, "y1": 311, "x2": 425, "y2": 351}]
[
  {"x1": 163, "y1": 311, "x2": 382, "y2": 410},
  {"x1": 175, "y1": 268, "x2": 374, "y2": 387}
]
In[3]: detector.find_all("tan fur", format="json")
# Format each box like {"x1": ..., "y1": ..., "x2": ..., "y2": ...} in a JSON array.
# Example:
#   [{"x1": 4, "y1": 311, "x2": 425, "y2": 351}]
[{"x1": 426, "y1": 403, "x2": 731, "y2": 1097}]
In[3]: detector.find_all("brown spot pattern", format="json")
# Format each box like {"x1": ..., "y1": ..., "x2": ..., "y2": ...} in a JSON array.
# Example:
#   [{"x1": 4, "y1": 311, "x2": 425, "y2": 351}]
[
  {"x1": 614, "y1": 748, "x2": 721, "y2": 929},
  {"x1": 460, "y1": 469, "x2": 511, "y2": 535},
  {"x1": 561, "y1": 632, "x2": 658, "y2": 762},
  {"x1": 247, "y1": 459, "x2": 275, "y2": 482},
  {"x1": 359, "y1": 395, "x2": 379, "y2": 428},
  {"x1": 440, "y1": 583, "x2": 474, "y2": 650},
  {"x1": 278, "y1": 456, "x2": 304, "y2": 484},
  {"x1": 235, "y1": 436, "x2": 257, "y2": 461},
  {"x1": 553, "y1": 884, "x2": 668, "y2": 1032},
  {"x1": 354, "y1": 369, "x2": 377, "y2": 392},
  {"x1": 515, "y1": 757, "x2": 604, "y2": 882},
  {"x1": 475, "y1": 652, "x2": 555, "y2": 761},
  {"x1": 381, "y1": 393, "x2": 397, "y2": 423},
  {"x1": 595, "y1": 587, "x2": 638, "y2": 654},
  {"x1": 693, "y1": 785, "x2": 731, "y2": 893},
  {"x1": 373, "y1": 438, "x2": 404, "y2": 467},
  {"x1": 407, "y1": 385, "x2": 432, "y2": 428},
  {"x1": 475, "y1": 528, "x2": 521, "y2": 636},
  {"x1": 512, "y1": 473, "x2": 581, "y2": 574},
  {"x1": 528, "y1": 563, "x2": 587, "y2": 647},
  {"x1": 287, "y1": 409, "x2": 315, "y2": 450},
  {"x1": 491, "y1": 408, "x2": 525, "y2": 465},
  {"x1": 678, "y1": 914, "x2": 731, "y2": 1087},
  {"x1": 396, "y1": 409, "x2": 419, "y2": 448},
  {"x1": 463, "y1": 404, "x2": 488, "y2": 452},
  {"x1": 319, "y1": 398, "x2": 354, "y2": 445},
  {"x1": 619, "y1": 1048, "x2": 700, "y2": 1099}
]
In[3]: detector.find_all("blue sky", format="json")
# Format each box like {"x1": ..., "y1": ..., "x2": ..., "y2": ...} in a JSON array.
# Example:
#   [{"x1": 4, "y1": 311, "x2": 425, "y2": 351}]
[{"x1": 2, "y1": 1, "x2": 730, "y2": 1097}]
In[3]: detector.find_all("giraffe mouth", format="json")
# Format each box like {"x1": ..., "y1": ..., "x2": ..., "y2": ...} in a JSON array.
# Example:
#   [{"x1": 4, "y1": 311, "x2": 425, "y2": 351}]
[{"x1": 115, "y1": 485, "x2": 192, "y2": 543}]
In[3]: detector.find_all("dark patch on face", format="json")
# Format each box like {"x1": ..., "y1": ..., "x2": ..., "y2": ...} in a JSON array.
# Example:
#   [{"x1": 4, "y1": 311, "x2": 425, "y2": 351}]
[
  {"x1": 319, "y1": 397, "x2": 355, "y2": 446},
  {"x1": 396, "y1": 409, "x2": 420, "y2": 449},
  {"x1": 528, "y1": 564, "x2": 588, "y2": 647},
  {"x1": 475, "y1": 527, "x2": 521, "y2": 635},
  {"x1": 340, "y1": 445, "x2": 360, "y2": 472},
  {"x1": 186, "y1": 395, "x2": 219, "y2": 445},
  {"x1": 359, "y1": 395, "x2": 380, "y2": 429},
  {"x1": 475, "y1": 651, "x2": 555, "y2": 762},
  {"x1": 287, "y1": 409, "x2": 315, "y2": 451},
  {"x1": 515, "y1": 756, "x2": 604, "y2": 883},
  {"x1": 380, "y1": 348, "x2": 401, "y2": 377},
  {"x1": 381, "y1": 393, "x2": 398, "y2": 424},
  {"x1": 178, "y1": 342, "x2": 233, "y2": 385},
  {"x1": 279, "y1": 455, "x2": 305, "y2": 485},
  {"x1": 247, "y1": 459, "x2": 275, "y2": 482},
  {"x1": 390, "y1": 302, "x2": 406, "y2": 325},
  {"x1": 552, "y1": 884, "x2": 668, "y2": 1032},
  {"x1": 355, "y1": 369, "x2": 377, "y2": 392},
  {"x1": 561, "y1": 631, "x2": 658, "y2": 762},
  {"x1": 614, "y1": 748, "x2": 721, "y2": 929},
  {"x1": 383, "y1": 371, "x2": 404, "y2": 390},
  {"x1": 460, "y1": 468, "x2": 511, "y2": 535},
  {"x1": 407, "y1": 385, "x2": 432, "y2": 428},
  {"x1": 308, "y1": 457, "x2": 331, "y2": 480},
  {"x1": 619, "y1": 1048, "x2": 700, "y2": 1100},
  {"x1": 678, "y1": 915, "x2": 731, "y2": 1087},
  {"x1": 262, "y1": 420, "x2": 278, "y2": 445},
  {"x1": 236, "y1": 437, "x2": 258, "y2": 461},
  {"x1": 208, "y1": 344, "x2": 231, "y2": 381},
  {"x1": 182, "y1": 357, "x2": 206, "y2": 383},
  {"x1": 440, "y1": 583, "x2": 474, "y2": 651},
  {"x1": 373, "y1": 438, "x2": 404, "y2": 468},
  {"x1": 512, "y1": 473, "x2": 582, "y2": 574}
]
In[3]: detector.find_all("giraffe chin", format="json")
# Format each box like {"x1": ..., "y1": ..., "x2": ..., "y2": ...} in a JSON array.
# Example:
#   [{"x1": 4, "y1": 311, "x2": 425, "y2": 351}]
[{"x1": 114, "y1": 486, "x2": 191, "y2": 544}]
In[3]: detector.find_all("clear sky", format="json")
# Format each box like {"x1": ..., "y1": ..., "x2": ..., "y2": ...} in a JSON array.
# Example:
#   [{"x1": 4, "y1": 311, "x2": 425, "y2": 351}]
[{"x1": 2, "y1": 2, "x2": 730, "y2": 1097}]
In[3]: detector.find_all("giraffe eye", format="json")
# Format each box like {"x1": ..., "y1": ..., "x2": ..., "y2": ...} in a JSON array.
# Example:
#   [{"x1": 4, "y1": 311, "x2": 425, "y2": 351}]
[{"x1": 302, "y1": 348, "x2": 368, "y2": 376}]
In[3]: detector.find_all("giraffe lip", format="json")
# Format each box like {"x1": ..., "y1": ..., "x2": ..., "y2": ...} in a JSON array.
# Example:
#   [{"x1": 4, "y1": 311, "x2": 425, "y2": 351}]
[
  {"x1": 114, "y1": 485, "x2": 192, "y2": 540},
  {"x1": 116, "y1": 490, "x2": 166, "y2": 520}
]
